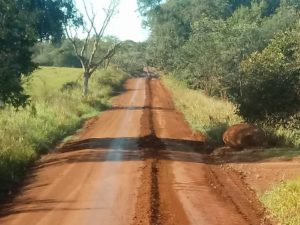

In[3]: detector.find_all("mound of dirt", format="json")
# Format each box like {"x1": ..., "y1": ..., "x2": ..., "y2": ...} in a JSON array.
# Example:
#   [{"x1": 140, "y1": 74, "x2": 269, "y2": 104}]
[{"x1": 223, "y1": 123, "x2": 265, "y2": 149}]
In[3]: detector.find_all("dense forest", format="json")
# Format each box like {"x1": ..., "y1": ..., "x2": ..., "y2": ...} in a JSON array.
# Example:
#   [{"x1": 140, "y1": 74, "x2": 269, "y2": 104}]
[{"x1": 138, "y1": 0, "x2": 300, "y2": 123}]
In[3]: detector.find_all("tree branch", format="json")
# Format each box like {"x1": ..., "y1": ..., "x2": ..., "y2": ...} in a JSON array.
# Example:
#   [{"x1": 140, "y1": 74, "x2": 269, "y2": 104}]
[
  {"x1": 87, "y1": 0, "x2": 119, "y2": 69},
  {"x1": 64, "y1": 0, "x2": 120, "y2": 79},
  {"x1": 89, "y1": 43, "x2": 120, "y2": 75}
]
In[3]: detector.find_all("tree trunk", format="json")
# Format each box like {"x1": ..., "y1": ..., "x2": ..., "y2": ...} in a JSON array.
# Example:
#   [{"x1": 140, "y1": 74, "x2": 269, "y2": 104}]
[{"x1": 83, "y1": 72, "x2": 90, "y2": 96}]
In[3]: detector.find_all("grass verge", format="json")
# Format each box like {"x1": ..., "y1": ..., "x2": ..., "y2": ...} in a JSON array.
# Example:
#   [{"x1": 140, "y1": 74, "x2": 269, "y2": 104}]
[
  {"x1": 162, "y1": 74, "x2": 300, "y2": 149},
  {"x1": 0, "y1": 66, "x2": 127, "y2": 200},
  {"x1": 261, "y1": 178, "x2": 300, "y2": 225},
  {"x1": 161, "y1": 74, "x2": 242, "y2": 144}
]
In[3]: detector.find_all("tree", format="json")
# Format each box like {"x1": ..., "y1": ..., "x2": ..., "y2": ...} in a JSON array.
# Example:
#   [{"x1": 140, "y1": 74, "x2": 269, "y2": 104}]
[
  {"x1": 0, "y1": 0, "x2": 77, "y2": 107},
  {"x1": 238, "y1": 31, "x2": 300, "y2": 121},
  {"x1": 176, "y1": 18, "x2": 227, "y2": 95},
  {"x1": 0, "y1": 0, "x2": 35, "y2": 107},
  {"x1": 137, "y1": 0, "x2": 162, "y2": 16},
  {"x1": 65, "y1": 0, "x2": 120, "y2": 96},
  {"x1": 18, "y1": 0, "x2": 80, "y2": 42}
]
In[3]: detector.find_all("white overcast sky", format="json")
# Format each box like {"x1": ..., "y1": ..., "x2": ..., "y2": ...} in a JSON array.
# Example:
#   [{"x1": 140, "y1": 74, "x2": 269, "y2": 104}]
[{"x1": 75, "y1": 0, "x2": 149, "y2": 42}]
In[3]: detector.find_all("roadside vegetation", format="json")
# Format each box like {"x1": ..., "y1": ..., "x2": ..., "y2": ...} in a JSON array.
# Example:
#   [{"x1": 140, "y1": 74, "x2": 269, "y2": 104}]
[
  {"x1": 162, "y1": 75, "x2": 300, "y2": 148},
  {"x1": 0, "y1": 66, "x2": 127, "y2": 199},
  {"x1": 261, "y1": 178, "x2": 300, "y2": 225},
  {"x1": 162, "y1": 75, "x2": 242, "y2": 144}
]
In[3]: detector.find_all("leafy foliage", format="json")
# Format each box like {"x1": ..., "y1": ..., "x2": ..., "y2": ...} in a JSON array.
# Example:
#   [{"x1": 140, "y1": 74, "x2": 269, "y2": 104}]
[
  {"x1": 140, "y1": 0, "x2": 300, "y2": 122},
  {"x1": 19, "y1": 0, "x2": 79, "y2": 42},
  {"x1": 0, "y1": 0, "x2": 77, "y2": 107},
  {"x1": 0, "y1": 0, "x2": 36, "y2": 107},
  {"x1": 239, "y1": 31, "x2": 300, "y2": 120}
]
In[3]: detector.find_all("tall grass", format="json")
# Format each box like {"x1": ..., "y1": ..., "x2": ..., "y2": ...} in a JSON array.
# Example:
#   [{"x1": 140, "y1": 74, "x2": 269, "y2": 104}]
[
  {"x1": 0, "y1": 66, "x2": 127, "y2": 199},
  {"x1": 161, "y1": 75, "x2": 242, "y2": 144},
  {"x1": 261, "y1": 178, "x2": 300, "y2": 225}
]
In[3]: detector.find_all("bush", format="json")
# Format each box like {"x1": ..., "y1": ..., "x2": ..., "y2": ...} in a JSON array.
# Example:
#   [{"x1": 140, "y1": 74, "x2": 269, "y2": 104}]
[{"x1": 239, "y1": 31, "x2": 300, "y2": 121}]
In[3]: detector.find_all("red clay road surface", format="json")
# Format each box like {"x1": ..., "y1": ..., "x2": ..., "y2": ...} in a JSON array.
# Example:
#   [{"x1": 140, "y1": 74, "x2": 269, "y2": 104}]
[{"x1": 0, "y1": 78, "x2": 272, "y2": 225}]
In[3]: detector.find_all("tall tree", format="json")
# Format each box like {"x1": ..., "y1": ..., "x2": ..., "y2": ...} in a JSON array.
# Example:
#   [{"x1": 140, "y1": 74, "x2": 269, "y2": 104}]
[{"x1": 65, "y1": 0, "x2": 120, "y2": 96}]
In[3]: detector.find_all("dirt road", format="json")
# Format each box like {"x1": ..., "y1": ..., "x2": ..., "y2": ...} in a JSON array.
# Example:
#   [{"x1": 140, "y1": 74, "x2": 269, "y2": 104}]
[{"x1": 0, "y1": 78, "x2": 271, "y2": 225}]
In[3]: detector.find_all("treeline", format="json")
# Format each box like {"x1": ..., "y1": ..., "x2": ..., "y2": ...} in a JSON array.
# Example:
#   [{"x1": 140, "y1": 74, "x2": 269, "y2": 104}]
[
  {"x1": 139, "y1": 0, "x2": 300, "y2": 122},
  {"x1": 32, "y1": 39, "x2": 147, "y2": 75}
]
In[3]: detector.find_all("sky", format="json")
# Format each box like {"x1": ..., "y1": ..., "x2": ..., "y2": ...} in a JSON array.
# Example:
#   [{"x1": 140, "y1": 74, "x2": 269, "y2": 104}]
[{"x1": 75, "y1": 0, "x2": 149, "y2": 42}]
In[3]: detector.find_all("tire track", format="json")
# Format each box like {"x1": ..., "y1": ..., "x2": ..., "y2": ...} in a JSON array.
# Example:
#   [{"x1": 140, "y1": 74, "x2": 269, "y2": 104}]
[{"x1": 136, "y1": 78, "x2": 164, "y2": 225}]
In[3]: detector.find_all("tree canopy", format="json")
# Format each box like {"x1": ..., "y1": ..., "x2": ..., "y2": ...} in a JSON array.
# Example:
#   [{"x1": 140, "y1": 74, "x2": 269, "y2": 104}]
[{"x1": 140, "y1": 0, "x2": 300, "y2": 121}]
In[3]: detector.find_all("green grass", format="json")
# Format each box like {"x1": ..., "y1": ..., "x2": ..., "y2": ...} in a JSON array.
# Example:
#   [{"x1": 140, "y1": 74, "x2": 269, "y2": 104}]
[
  {"x1": 0, "y1": 66, "x2": 127, "y2": 199},
  {"x1": 26, "y1": 67, "x2": 82, "y2": 96},
  {"x1": 261, "y1": 177, "x2": 300, "y2": 225},
  {"x1": 161, "y1": 74, "x2": 242, "y2": 144}
]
